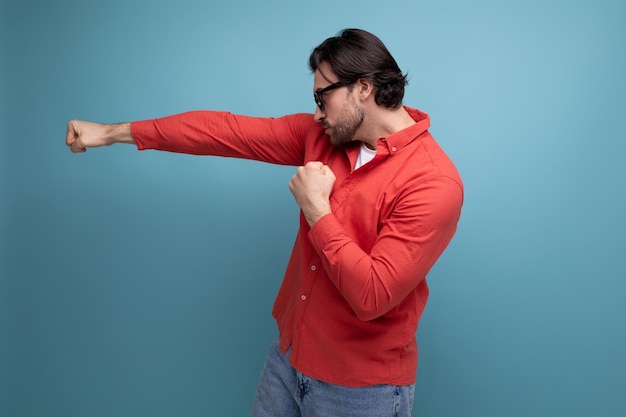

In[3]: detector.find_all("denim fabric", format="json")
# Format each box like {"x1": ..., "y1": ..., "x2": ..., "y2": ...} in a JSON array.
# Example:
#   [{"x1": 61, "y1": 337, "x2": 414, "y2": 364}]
[{"x1": 251, "y1": 339, "x2": 415, "y2": 417}]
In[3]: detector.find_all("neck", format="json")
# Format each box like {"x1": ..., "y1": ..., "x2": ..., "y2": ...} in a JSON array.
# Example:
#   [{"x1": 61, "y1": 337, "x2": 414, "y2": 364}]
[{"x1": 356, "y1": 106, "x2": 415, "y2": 150}]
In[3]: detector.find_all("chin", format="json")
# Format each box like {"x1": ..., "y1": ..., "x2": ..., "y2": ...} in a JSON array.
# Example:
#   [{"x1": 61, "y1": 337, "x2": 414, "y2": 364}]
[
  {"x1": 326, "y1": 132, "x2": 339, "y2": 145},
  {"x1": 329, "y1": 136, "x2": 351, "y2": 147}
]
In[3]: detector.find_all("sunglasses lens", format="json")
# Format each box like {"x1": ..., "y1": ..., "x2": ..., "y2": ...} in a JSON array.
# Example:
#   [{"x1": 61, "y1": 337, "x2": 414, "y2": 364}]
[{"x1": 314, "y1": 93, "x2": 324, "y2": 111}]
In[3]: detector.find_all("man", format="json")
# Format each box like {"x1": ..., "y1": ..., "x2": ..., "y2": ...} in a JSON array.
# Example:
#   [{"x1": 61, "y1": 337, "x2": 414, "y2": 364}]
[{"x1": 66, "y1": 29, "x2": 463, "y2": 417}]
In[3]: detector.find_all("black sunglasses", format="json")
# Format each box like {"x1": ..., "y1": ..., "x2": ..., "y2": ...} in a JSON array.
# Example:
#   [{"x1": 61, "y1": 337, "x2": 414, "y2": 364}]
[{"x1": 314, "y1": 81, "x2": 350, "y2": 112}]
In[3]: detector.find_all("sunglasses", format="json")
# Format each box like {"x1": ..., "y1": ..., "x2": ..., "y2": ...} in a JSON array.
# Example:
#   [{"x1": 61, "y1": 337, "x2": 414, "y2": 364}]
[{"x1": 314, "y1": 81, "x2": 351, "y2": 112}]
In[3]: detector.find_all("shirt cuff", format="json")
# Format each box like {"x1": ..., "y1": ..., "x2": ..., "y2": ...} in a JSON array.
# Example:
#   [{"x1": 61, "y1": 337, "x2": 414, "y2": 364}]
[
  {"x1": 130, "y1": 119, "x2": 158, "y2": 151},
  {"x1": 308, "y1": 213, "x2": 344, "y2": 252}
]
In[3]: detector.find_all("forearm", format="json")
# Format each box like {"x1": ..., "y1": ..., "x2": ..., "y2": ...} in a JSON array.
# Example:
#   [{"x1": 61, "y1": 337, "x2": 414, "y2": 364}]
[
  {"x1": 308, "y1": 181, "x2": 462, "y2": 321},
  {"x1": 309, "y1": 215, "x2": 429, "y2": 321}
]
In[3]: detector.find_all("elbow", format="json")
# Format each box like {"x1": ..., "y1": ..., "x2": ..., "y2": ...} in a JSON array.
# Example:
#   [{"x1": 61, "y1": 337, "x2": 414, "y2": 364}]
[
  {"x1": 346, "y1": 279, "x2": 396, "y2": 321},
  {"x1": 355, "y1": 311, "x2": 381, "y2": 322},
  {"x1": 352, "y1": 303, "x2": 389, "y2": 322}
]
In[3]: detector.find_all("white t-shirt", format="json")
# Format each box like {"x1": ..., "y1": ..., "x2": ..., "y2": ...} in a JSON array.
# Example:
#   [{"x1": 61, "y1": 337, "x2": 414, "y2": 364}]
[{"x1": 355, "y1": 143, "x2": 377, "y2": 170}]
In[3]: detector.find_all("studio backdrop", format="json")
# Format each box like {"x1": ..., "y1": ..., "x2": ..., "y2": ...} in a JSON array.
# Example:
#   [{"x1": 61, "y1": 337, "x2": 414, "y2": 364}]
[{"x1": 2, "y1": 0, "x2": 625, "y2": 416}]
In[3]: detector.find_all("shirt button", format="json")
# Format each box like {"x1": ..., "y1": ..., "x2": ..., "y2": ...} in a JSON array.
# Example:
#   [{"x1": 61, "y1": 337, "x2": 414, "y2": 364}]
[
  {"x1": 301, "y1": 295, "x2": 307, "y2": 301},
  {"x1": 391, "y1": 146, "x2": 397, "y2": 152},
  {"x1": 310, "y1": 265, "x2": 317, "y2": 271}
]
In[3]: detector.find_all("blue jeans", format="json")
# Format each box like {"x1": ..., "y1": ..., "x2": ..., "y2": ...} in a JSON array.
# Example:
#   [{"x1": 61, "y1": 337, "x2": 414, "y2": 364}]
[{"x1": 251, "y1": 339, "x2": 415, "y2": 417}]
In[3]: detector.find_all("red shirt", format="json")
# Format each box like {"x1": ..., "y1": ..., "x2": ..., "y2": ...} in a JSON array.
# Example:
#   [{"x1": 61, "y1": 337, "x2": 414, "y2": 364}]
[{"x1": 131, "y1": 107, "x2": 463, "y2": 387}]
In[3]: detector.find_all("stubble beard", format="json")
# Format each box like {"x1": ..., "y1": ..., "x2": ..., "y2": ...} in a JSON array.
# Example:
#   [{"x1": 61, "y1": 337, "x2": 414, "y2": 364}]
[{"x1": 326, "y1": 98, "x2": 365, "y2": 147}]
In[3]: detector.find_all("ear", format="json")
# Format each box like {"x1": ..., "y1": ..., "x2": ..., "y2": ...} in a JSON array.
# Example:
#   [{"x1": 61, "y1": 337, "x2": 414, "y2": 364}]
[{"x1": 355, "y1": 78, "x2": 375, "y2": 102}]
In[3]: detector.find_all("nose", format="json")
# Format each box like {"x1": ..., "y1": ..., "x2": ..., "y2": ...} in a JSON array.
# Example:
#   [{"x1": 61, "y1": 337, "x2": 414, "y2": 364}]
[{"x1": 314, "y1": 106, "x2": 325, "y2": 123}]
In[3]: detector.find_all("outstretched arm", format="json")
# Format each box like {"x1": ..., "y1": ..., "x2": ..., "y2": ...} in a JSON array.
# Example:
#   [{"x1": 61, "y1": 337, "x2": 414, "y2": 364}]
[
  {"x1": 66, "y1": 120, "x2": 135, "y2": 153},
  {"x1": 66, "y1": 112, "x2": 313, "y2": 166}
]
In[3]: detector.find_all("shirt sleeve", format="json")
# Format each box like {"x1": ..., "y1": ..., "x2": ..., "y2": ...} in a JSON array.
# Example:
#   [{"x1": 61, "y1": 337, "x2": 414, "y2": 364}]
[
  {"x1": 308, "y1": 176, "x2": 463, "y2": 321},
  {"x1": 131, "y1": 111, "x2": 314, "y2": 166}
]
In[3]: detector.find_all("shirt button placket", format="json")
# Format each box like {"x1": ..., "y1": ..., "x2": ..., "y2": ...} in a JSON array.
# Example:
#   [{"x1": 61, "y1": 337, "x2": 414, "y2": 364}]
[{"x1": 301, "y1": 264, "x2": 317, "y2": 301}]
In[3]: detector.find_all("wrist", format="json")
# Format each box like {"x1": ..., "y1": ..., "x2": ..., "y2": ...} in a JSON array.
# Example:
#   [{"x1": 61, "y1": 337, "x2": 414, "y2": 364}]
[
  {"x1": 107, "y1": 122, "x2": 134, "y2": 145},
  {"x1": 304, "y1": 204, "x2": 332, "y2": 227}
]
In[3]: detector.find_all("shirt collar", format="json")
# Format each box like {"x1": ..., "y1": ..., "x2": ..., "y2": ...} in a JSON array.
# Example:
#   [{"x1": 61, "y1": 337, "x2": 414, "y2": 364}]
[
  {"x1": 376, "y1": 106, "x2": 430, "y2": 156},
  {"x1": 344, "y1": 106, "x2": 430, "y2": 166}
]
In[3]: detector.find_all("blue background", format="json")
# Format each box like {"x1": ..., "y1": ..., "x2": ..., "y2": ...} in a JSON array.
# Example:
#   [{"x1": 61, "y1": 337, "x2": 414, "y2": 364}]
[{"x1": 2, "y1": 0, "x2": 625, "y2": 416}]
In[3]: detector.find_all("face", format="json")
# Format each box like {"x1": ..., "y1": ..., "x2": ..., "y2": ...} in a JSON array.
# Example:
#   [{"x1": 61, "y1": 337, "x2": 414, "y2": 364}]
[{"x1": 313, "y1": 62, "x2": 364, "y2": 146}]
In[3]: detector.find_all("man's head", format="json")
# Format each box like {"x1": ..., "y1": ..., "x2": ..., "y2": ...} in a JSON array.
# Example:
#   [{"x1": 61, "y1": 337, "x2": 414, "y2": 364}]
[{"x1": 309, "y1": 29, "x2": 408, "y2": 110}]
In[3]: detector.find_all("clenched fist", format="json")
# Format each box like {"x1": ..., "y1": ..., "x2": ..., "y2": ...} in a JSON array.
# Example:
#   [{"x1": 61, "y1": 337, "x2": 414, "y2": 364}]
[
  {"x1": 288, "y1": 161, "x2": 336, "y2": 226},
  {"x1": 66, "y1": 120, "x2": 134, "y2": 153}
]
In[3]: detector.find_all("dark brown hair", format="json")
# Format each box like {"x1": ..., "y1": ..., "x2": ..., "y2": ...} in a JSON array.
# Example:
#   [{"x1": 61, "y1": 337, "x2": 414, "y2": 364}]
[{"x1": 309, "y1": 29, "x2": 408, "y2": 109}]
